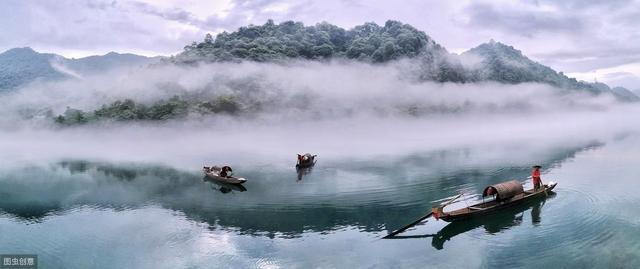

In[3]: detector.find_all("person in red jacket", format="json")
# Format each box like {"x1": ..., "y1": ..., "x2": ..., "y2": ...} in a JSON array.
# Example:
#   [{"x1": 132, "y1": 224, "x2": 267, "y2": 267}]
[{"x1": 532, "y1": 165, "x2": 542, "y2": 190}]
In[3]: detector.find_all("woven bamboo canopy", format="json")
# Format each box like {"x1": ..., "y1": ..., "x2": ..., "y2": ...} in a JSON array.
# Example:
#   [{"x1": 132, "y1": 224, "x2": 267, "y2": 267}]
[{"x1": 482, "y1": 180, "x2": 524, "y2": 200}]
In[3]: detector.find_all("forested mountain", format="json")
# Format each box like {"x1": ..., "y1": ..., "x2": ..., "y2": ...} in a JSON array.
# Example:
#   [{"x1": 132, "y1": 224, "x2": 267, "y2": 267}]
[
  {"x1": 173, "y1": 20, "x2": 637, "y2": 101},
  {"x1": 462, "y1": 41, "x2": 614, "y2": 95},
  {"x1": 0, "y1": 48, "x2": 157, "y2": 90},
  {"x1": 3, "y1": 20, "x2": 637, "y2": 125},
  {"x1": 3, "y1": 20, "x2": 635, "y2": 101}
]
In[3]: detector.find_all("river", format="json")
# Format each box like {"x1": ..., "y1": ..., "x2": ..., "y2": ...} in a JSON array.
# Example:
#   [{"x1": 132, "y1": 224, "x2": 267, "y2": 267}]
[{"x1": 1, "y1": 130, "x2": 639, "y2": 268}]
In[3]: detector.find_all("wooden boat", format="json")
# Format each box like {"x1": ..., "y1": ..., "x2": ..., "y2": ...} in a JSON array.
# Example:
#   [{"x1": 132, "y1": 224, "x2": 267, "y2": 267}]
[
  {"x1": 432, "y1": 180, "x2": 557, "y2": 222},
  {"x1": 383, "y1": 180, "x2": 557, "y2": 238},
  {"x1": 296, "y1": 153, "x2": 317, "y2": 169},
  {"x1": 203, "y1": 166, "x2": 247, "y2": 184},
  {"x1": 385, "y1": 192, "x2": 555, "y2": 249}
]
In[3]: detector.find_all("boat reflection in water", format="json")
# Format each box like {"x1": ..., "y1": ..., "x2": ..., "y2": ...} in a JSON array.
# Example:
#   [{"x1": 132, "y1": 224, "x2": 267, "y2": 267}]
[
  {"x1": 296, "y1": 166, "x2": 314, "y2": 181},
  {"x1": 203, "y1": 176, "x2": 247, "y2": 194},
  {"x1": 388, "y1": 192, "x2": 556, "y2": 250}
]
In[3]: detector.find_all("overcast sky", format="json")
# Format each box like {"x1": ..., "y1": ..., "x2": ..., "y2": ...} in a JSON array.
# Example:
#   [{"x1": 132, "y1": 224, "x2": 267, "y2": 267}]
[{"x1": 1, "y1": 0, "x2": 640, "y2": 89}]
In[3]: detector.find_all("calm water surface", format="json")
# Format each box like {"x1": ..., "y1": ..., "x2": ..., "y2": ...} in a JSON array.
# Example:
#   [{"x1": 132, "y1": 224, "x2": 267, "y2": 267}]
[{"x1": 1, "y1": 137, "x2": 639, "y2": 268}]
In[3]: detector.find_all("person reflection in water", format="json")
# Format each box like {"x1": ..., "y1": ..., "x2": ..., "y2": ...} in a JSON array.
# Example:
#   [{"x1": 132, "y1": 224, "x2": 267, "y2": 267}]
[
  {"x1": 531, "y1": 201, "x2": 543, "y2": 225},
  {"x1": 430, "y1": 199, "x2": 548, "y2": 250},
  {"x1": 532, "y1": 165, "x2": 542, "y2": 190}
]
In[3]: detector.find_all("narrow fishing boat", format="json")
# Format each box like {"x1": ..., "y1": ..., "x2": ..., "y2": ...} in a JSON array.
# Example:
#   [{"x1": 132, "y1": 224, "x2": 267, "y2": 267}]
[
  {"x1": 203, "y1": 165, "x2": 247, "y2": 184},
  {"x1": 383, "y1": 180, "x2": 557, "y2": 238},
  {"x1": 433, "y1": 180, "x2": 557, "y2": 222},
  {"x1": 385, "y1": 193, "x2": 555, "y2": 249}
]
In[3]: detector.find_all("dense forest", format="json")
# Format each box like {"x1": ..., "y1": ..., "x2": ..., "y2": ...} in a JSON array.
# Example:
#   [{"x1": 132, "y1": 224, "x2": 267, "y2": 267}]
[
  {"x1": 54, "y1": 96, "x2": 241, "y2": 125},
  {"x1": 172, "y1": 19, "x2": 465, "y2": 82},
  {"x1": 174, "y1": 19, "x2": 445, "y2": 63}
]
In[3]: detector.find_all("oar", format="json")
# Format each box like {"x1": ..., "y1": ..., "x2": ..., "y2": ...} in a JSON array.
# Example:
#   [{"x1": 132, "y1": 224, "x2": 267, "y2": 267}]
[
  {"x1": 383, "y1": 193, "x2": 464, "y2": 239},
  {"x1": 383, "y1": 211, "x2": 433, "y2": 239},
  {"x1": 441, "y1": 193, "x2": 464, "y2": 208},
  {"x1": 384, "y1": 233, "x2": 436, "y2": 239}
]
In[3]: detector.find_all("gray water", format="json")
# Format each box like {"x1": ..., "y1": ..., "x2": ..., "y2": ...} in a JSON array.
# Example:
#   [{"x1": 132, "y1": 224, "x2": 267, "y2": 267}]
[{"x1": 1, "y1": 134, "x2": 639, "y2": 268}]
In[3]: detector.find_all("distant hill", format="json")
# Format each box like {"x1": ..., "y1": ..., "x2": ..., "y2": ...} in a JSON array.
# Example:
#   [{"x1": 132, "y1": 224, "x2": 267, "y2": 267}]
[
  {"x1": 174, "y1": 20, "x2": 638, "y2": 101},
  {"x1": 64, "y1": 52, "x2": 159, "y2": 74},
  {"x1": 460, "y1": 41, "x2": 634, "y2": 99},
  {"x1": 0, "y1": 47, "x2": 67, "y2": 90},
  {"x1": 0, "y1": 48, "x2": 158, "y2": 90},
  {"x1": 611, "y1": 86, "x2": 640, "y2": 102},
  {"x1": 462, "y1": 41, "x2": 582, "y2": 88}
]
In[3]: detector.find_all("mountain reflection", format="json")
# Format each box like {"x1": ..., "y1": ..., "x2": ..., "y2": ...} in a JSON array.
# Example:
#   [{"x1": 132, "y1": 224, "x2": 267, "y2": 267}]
[{"x1": 0, "y1": 145, "x2": 592, "y2": 238}]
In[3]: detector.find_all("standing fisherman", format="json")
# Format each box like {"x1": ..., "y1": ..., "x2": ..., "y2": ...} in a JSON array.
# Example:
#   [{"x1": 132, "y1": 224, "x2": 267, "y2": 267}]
[{"x1": 532, "y1": 165, "x2": 542, "y2": 190}]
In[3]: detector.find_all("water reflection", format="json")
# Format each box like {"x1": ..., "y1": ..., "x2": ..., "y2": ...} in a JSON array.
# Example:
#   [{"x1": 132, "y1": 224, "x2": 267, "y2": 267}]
[
  {"x1": 3, "y1": 136, "x2": 640, "y2": 268},
  {"x1": 0, "y1": 144, "x2": 593, "y2": 237},
  {"x1": 387, "y1": 192, "x2": 556, "y2": 250},
  {"x1": 203, "y1": 176, "x2": 248, "y2": 193},
  {"x1": 296, "y1": 166, "x2": 314, "y2": 181}
]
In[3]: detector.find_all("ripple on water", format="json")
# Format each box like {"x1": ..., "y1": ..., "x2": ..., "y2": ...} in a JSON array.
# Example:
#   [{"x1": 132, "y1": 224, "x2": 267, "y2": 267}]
[
  {"x1": 483, "y1": 186, "x2": 615, "y2": 265},
  {"x1": 255, "y1": 258, "x2": 280, "y2": 269}
]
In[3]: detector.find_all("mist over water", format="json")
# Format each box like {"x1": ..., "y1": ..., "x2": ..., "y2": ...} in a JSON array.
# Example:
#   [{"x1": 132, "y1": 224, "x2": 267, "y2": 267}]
[
  {"x1": 1, "y1": 60, "x2": 638, "y2": 168},
  {"x1": 0, "y1": 60, "x2": 625, "y2": 124},
  {"x1": 2, "y1": 61, "x2": 640, "y2": 268}
]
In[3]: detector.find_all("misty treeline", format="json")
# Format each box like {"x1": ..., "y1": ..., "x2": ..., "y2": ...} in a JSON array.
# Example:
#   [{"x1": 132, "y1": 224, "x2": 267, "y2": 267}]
[{"x1": 54, "y1": 95, "x2": 240, "y2": 125}]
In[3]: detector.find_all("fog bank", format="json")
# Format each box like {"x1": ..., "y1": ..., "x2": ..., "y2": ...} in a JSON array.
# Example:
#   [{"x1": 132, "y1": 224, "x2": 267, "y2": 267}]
[
  {"x1": 0, "y1": 60, "x2": 638, "y2": 169},
  {"x1": 0, "y1": 60, "x2": 623, "y2": 127}
]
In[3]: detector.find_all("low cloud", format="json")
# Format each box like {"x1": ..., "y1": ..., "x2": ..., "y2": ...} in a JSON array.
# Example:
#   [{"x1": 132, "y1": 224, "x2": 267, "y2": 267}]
[{"x1": 0, "y1": 60, "x2": 637, "y2": 169}]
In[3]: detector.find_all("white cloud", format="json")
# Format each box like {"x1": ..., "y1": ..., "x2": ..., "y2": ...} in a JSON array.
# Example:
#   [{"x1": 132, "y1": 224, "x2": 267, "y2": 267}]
[{"x1": 567, "y1": 62, "x2": 640, "y2": 89}]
